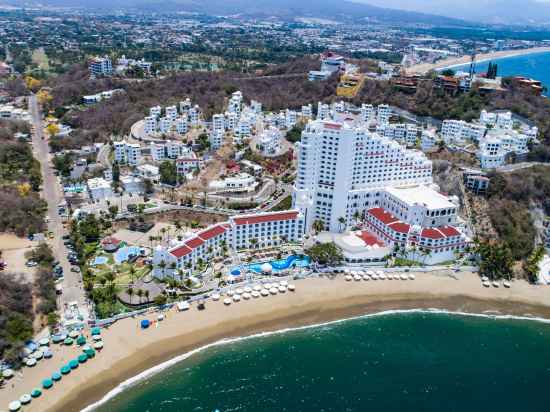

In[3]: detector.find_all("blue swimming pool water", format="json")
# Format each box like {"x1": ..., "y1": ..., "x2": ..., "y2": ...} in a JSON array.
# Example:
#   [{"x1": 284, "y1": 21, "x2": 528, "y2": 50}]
[
  {"x1": 64, "y1": 184, "x2": 85, "y2": 193},
  {"x1": 114, "y1": 246, "x2": 143, "y2": 264},
  {"x1": 245, "y1": 255, "x2": 310, "y2": 274},
  {"x1": 92, "y1": 256, "x2": 109, "y2": 266}
]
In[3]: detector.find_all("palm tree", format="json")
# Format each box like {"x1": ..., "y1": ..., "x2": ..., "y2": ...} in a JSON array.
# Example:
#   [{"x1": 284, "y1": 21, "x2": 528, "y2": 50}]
[
  {"x1": 149, "y1": 235, "x2": 155, "y2": 249},
  {"x1": 421, "y1": 248, "x2": 432, "y2": 265},
  {"x1": 312, "y1": 219, "x2": 324, "y2": 234},
  {"x1": 353, "y1": 210, "x2": 361, "y2": 225},
  {"x1": 136, "y1": 289, "x2": 143, "y2": 305},
  {"x1": 144, "y1": 289, "x2": 150, "y2": 303},
  {"x1": 129, "y1": 266, "x2": 137, "y2": 284},
  {"x1": 250, "y1": 238, "x2": 258, "y2": 249},
  {"x1": 158, "y1": 260, "x2": 166, "y2": 277},
  {"x1": 126, "y1": 287, "x2": 134, "y2": 304},
  {"x1": 338, "y1": 216, "x2": 346, "y2": 233}
]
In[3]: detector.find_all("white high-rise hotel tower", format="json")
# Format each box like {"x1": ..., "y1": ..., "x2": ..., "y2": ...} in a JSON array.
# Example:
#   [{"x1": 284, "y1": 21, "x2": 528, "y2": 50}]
[{"x1": 293, "y1": 119, "x2": 432, "y2": 232}]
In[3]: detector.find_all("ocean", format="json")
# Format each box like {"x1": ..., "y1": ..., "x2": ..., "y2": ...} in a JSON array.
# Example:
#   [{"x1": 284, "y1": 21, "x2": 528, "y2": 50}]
[
  {"x1": 91, "y1": 311, "x2": 550, "y2": 412},
  {"x1": 449, "y1": 51, "x2": 550, "y2": 92}
]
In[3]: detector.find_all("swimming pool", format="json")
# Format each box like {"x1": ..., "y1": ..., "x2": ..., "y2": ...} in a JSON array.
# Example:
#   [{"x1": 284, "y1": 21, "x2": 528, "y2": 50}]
[
  {"x1": 244, "y1": 255, "x2": 310, "y2": 274},
  {"x1": 64, "y1": 184, "x2": 85, "y2": 193},
  {"x1": 114, "y1": 246, "x2": 144, "y2": 264},
  {"x1": 92, "y1": 256, "x2": 108, "y2": 266}
]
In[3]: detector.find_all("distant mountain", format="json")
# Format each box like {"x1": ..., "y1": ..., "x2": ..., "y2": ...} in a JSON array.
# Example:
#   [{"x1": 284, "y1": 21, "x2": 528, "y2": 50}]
[
  {"x1": 3, "y1": 0, "x2": 472, "y2": 25},
  {"x1": 355, "y1": 0, "x2": 550, "y2": 26}
]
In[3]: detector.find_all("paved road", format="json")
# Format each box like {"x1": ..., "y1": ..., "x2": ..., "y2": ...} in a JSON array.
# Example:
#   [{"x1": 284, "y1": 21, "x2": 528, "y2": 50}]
[{"x1": 28, "y1": 95, "x2": 88, "y2": 317}]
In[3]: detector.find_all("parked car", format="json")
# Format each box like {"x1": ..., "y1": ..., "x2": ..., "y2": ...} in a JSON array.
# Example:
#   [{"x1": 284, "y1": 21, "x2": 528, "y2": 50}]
[
  {"x1": 70, "y1": 266, "x2": 80, "y2": 273},
  {"x1": 25, "y1": 260, "x2": 38, "y2": 267}
]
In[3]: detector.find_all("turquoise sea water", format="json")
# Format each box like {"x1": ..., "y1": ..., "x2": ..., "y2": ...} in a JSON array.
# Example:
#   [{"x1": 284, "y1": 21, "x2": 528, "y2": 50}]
[
  {"x1": 449, "y1": 51, "x2": 550, "y2": 92},
  {"x1": 92, "y1": 312, "x2": 550, "y2": 412}
]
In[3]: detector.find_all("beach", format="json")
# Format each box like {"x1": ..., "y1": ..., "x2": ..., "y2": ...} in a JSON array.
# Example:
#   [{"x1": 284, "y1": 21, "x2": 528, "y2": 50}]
[
  {"x1": 406, "y1": 46, "x2": 550, "y2": 74},
  {"x1": 2, "y1": 270, "x2": 550, "y2": 412}
]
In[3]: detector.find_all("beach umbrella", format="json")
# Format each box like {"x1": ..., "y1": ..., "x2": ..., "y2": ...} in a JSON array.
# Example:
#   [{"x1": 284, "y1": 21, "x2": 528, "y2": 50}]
[
  {"x1": 51, "y1": 334, "x2": 63, "y2": 344},
  {"x1": 33, "y1": 350, "x2": 43, "y2": 359},
  {"x1": 353, "y1": 274, "x2": 361, "y2": 281},
  {"x1": 19, "y1": 394, "x2": 32, "y2": 405},
  {"x1": 242, "y1": 292, "x2": 251, "y2": 300},
  {"x1": 211, "y1": 293, "x2": 220, "y2": 301},
  {"x1": 39, "y1": 338, "x2": 50, "y2": 346},
  {"x1": 69, "y1": 330, "x2": 79, "y2": 339},
  {"x1": 140, "y1": 319, "x2": 150, "y2": 329},
  {"x1": 233, "y1": 294, "x2": 241, "y2": 302},
  {"x1": 223, "y1": 298, "x2": 232, "y2": 305},
  {"x1": 253, "y1": 285, "x2": 262, "y2": 291},
  {"x1": 94, "y1": 341, "x2": 104, "y2": 350},
  {"x1": 26, "y1": 358, "x2": 37, "y2": 367},
  {"x1": 43, "y1": 349, "x2": 53, "y2": 359},
  {"x1": 482, "y1": 281, "x2": 490, "y2": 287},
  {"x1": 278, "y1": 285, "x2": 287, "y2": 293},
  {"x1": 236, "y1": 288, "x2": 244, "y2": 294},
  {"x1": 244, "y1": 286, "x2": 252, "y2": 293},
  {"x1": 251, "y1": 291, "x2": 260, "y2": 298},
  {"x1": 78, "y1": 354, "x2": 88, "y2": 363},
  {"x1": 2, "y1": 369, "x2": 14, "y2": 379},
  {"x1": 288, "y1": 284, "x2": 296, "y2": 292},
  {"x1": 69, "y1": 360, "x2": 79, "y2": 369},
  {"x1": 400, "y1": 274, "x2": 408, "y2": 280},
  {"x1": 8, "y1": 400, "x2": 21, "y2": 411},
  {"x1": 76, "y1": 335, "x2": 87, "y2": 346},
  {"x1": 493, "y1": 281, "x2": 500, "y2": 288},
  {"x1": 61, "y1": 365, "x2": 71, "y2": 375},
  {"x1": 84, "y1": 348, "x2": 96, "y2": 358},
  {"x1": 157, "y1": 314, "x2": 164, "y2": 321},
  {"x1": 408, "y1": 274, "x2": 416, "y2": 280},
  {"x1": 345, "y1": 275, "x2": 352, "y2": 281},
  {"x1": 503, "y1": 281, "x2": 511, "y2": 288},
  {"x1": 379, "y1": 273, "x2": 387, "y2": 280},
  {"x1": 269, "y1": 287, "x2": 278, "y2": 295},
  {"x1": 31, "y1": 388, "x2": 42, "y2": 398},
  {"x1": 280, "y1": 280, "x2": 288, "y2": 287},
  {"x1": 387, "y1": 274, "x2": 393, "y2": 280},
  {"x1": 226, "y1": 290, "x2": 234, "y2": 296},
  {"x1": 92, "y1": 335, "x2": 102, "y2": 342},
  {"x1": 42, "y1": 378, "x2": 54, "y2": 389},
  {"x1": 261, "y1": 289, "x2": 269, "y2": 296},
  {"x1": 481, "y1": 276, "x2": 489, "y2": 282},
  {"x1": 362, "y1": 274, "x2": 370, "y2": 280},
  {"x1": 51, "y1": 371, "x2": 62, "y2": 381},
  {"x1": 64, "y1": 337, "x2": 73, "y2": 346},
  {"x1": 91, "y1": 327, "x2": 101, "y2": 336}
]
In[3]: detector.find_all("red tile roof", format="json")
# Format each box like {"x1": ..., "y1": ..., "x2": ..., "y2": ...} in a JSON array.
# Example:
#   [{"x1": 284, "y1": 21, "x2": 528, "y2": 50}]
[
  {"x1": 388, "y1": 221, "x2": 411, "y2": 234},
  {"x1": 185, "y1": 237, "x2": 204, "y2": 249},
  {"x1": 420, "y1": 228, "x2": 445, "y2": 240},
  {"x1": 437, "y1": 226, "x2": 461, "y2": 237},
  {"x1": 367, "y1": 208, "x2": 399, "y2": 225},
  {"x1": 356, "y1": 231, "x2": 385, "y2": 247},
  {"x1": 170, "y1": 245, "x2": 192, "y2": 258},
  {"x1": 233, "y1": 211, "x2": 299, "y2": 226},
  {"x1": 324, "y1": 122, "x2": 342, "y2": 130},
  {"x1": 198, "y1": 224, "x2": 227, "y2": 241}
]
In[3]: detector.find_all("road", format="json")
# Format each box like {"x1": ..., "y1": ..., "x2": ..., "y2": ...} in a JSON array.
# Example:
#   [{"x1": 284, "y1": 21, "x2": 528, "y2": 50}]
[{"x1": 28, "y1": 94, "x2": 88, "y2": 318}]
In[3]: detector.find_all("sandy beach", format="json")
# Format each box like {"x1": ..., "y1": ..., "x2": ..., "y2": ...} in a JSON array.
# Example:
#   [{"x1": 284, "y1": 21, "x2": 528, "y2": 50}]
[
  {"x1": 2, "y1": 270, "x2": 550, "y2": 412},
  {"x1": 406, "y1": 46, "x2": 550, "y2": 74}
]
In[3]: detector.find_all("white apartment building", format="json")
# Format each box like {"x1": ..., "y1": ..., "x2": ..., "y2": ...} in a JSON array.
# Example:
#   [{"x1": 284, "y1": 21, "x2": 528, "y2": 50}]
[
  {"x1": 377, "y1": 105, "x2": 391, "y2": 126},
  {"x1": 151, "y1": 141, "x2": 192, "y2": 161},
  {"x1": 478, "y1": 137, "x2": 507, "y2": 169},
  {"x1": 441, "y1": 120, "x2": 486, "y2": 143},
  {"x1": 144, "y1": 116, "x2": 157, "y2": 134},
  {"x1": 225, "y1": 112, "x2": 238, "y2": 130},
  {"x1": 293, "y1": 119, "x2": 432, "y2": 232},
  {"x1": 176, "y1": 153, "x2": 200, "y2": 176},
  {"x1": 379, "y1": 123, "x2": 418, "y2": 146},
  {"x1": 150, "y1": 106, "x2": 161, "y2": 117},
  {"x1": 87, "y1": 177, "x2": 113, "y2": 200},
  {"x1": 301, "y1": 104, "x2": 313, "y2": 119},
  {"x1": 159, "y1": 117, "x2": 172, "y2": 134},
  {"x1": 179, "y1": 98, "x2": 191, "y2": 114},
  {"x1": 210, "y1": 129, "x2": 224, "y2": 150},
  {"x1": 114, "y1": 140, "x2": 142, "y2": 166},
  {"x1": 176, "y1": 118, "x2": 188, "y2": 134},
  {"x1": 317, "y1": 102, "x2": 330, "y2": 120},
  {"x1": 212, "y1": 114, "x2": 225, "y2": 132},
  {"x1": 136, "y1": 164, "x2": 160, "y2": 182},
  {"x1": 360, "y1": 104, "x2": 374, "y2": 123},
  {"x1": 479, "y1": 110, "x2": 513, "y2": 130},
  {"x1": 209, "y1": 173, "x2": 259, "y2": 193},
  {"x1": 152, "y1": 210, "x2": 305, "y2": 277},
  {"x1": 89, "y1": 56, "x2": 112, "y2": 77},
  {"x1": 258, "y1": 127, "x2": 282, "y2": 156},
  {"x1": 189, "y1": 105, "x2": 200, "y2": 126},
  {"x1": 285, "y1": 109, "x2": 297, "y2": 129},
  {"x1": 251, "y1": 100, "x2": 262, "y2": 114},
  {"x1": 228, "y1": 91, "x2": 243, "y2": 115},
  {"x1": 165, "y1": 105, "x2": 178, "y2": 121},
  {"x1": 421, "y1": 129, "x2": 439, "y2": 151}
]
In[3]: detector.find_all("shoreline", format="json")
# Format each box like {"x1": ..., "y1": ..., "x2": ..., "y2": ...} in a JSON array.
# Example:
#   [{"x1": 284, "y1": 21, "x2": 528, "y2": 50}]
[
  {"x1": 3, "y1": 272, "x2": 550, "y2": 412},
  {"x1": 406, "y1": 46, "x2": 550, "y2": 74}
]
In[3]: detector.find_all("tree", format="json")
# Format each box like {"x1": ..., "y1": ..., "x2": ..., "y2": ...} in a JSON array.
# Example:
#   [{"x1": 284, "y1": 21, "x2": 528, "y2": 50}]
[
  {"x1": 338, "y1": 216, "x2": 346, "y2": 232},
  {"x1": 154, "y1": 294, "x2": 167, "y2": 305},
  {"x1": 143, "y1": 178, "x2": 154, "y2": 194},
  {"x1": 136, "y1": 289, "x2": 143, "y2": 304},
  {"x1": 108, "y1": 205, "x2": 119, "y2": 220},
  {"x1": 46, "y1": 123, "x2": 60, "y2": 138},
  {"x1": 112, "y1": 161, "x2": 120, "y2": 183},
  {"x1": 523, "y1": 245, "x2": 545, "y2": 283},
  {"x1": 126, "y1": 287, "x2": 134, "y2": 304},
  {"x1": 440, "y1": 69, "x2": 455, "y2": 77},
  {"x1": 159, "y1": 161, "x2": 178, "y2": 186},
  {"x1": 144, "y1": 290, "x2": 150, "y2": 302},
  {"x1": 305, "y1": 242, "x2": 344, "y2": 266},
  {"x1": 312, "y1": 219, "x2": 325, "y2": 233},
  {"x1": 475, "y1": 241, "x2": 514, "y2": 280},
  {"x1": 285, "y1": 124, "x2": 304, "y2": 143}
]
